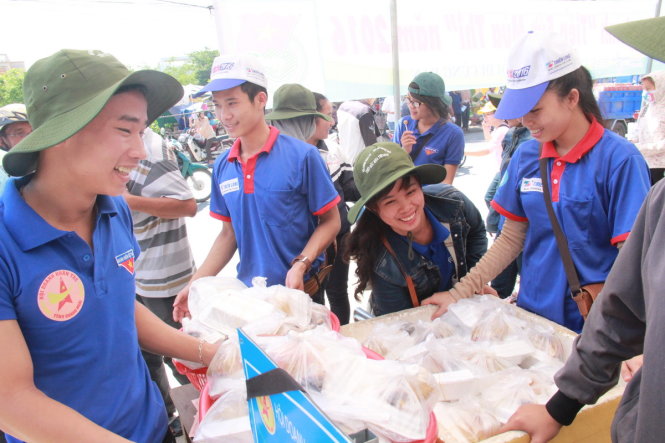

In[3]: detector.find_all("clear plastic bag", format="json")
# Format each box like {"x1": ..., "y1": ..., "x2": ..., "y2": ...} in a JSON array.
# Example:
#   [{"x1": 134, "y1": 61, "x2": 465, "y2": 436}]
[
  {"x1": 194, "y1": 383, "x2": 251, "y2": 443},
  {"x1": 434, "y1": 399, "x2": 502, "y2": 442},
  {"x1": 528, "y1": 325, "x2": 566, "y2": 360}
]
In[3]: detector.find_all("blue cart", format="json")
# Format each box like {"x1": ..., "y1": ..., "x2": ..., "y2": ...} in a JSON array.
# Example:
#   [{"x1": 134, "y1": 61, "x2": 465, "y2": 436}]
[{"x1": 596, "y1": 84, "x2": 642, "y2": 138}]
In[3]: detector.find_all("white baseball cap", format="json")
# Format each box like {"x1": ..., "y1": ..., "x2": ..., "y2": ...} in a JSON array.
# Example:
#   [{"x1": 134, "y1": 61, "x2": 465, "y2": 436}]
[
  {"x1": 193, "y1": 54, "x2": 267, "y2": 97},
  {"x1": 495, "y1": 31, "x2": 581, "y2": 119}
]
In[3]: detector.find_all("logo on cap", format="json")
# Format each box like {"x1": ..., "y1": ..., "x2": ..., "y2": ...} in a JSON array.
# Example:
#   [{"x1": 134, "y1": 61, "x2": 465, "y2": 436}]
[
  {"x1": 546, "y1": 54, "x2": 573, "y2": 74},
  {"x1": 507, "y1": 65, "x2": 531, "y2": 80},
  {"x1": 37, "y1": 270, "x2": 85, "y2": 321},
  {"x1": 212, "y1": 62, "x2": 235, "y2": 75},
  {"x1": 361, "y1": 146, "x2": 391, "y2": 174}
]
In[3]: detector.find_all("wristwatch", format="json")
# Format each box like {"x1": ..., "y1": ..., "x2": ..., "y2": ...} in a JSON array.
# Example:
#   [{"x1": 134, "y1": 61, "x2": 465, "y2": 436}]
[{"x1": 291, "y1": 254, "x2": 312, "y2": 272}]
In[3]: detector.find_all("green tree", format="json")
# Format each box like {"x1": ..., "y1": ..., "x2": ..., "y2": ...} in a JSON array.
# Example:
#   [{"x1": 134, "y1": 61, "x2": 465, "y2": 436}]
[
  {"x1": 161, "y1": 60, "x2": 197, "y2": 86},
  {"x1": 0, "y1": 69, "x2": 26, "y2": 106},
  {"x1": 188, "y1": 48, "x2": 219, "y2": 85}
]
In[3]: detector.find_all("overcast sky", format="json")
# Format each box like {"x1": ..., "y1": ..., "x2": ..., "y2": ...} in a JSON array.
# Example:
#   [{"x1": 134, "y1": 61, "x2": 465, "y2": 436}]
[{"x1": 1, "y1": 0, "x2": 220, "y2": 69}]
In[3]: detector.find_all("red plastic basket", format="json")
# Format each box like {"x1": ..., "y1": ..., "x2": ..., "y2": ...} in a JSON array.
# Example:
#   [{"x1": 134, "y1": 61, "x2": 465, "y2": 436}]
[{"x1": 173, "y1": 360, "x2": 208, "y2": 391}]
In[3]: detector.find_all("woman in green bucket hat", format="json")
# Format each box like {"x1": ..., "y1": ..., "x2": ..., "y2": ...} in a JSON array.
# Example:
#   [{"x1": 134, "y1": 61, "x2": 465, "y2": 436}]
[{"x1": 344, "y1": 142, "x2": 489, "y2": 316}]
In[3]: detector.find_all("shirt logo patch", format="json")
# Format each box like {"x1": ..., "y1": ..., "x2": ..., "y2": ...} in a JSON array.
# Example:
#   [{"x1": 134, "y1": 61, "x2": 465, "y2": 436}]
[
  {"x1": 115, "y1": 249, "x2": 135, "y2": 275},
  {"x1": 220, "y1": 178, "x2": 240, "y2": 195},
  {"x1": 37, "y1": 270, "x2": 85, "y2": 322},
  {"x1": 520, "y1": 177, "x2": 543, "y2": 193},
  {"x1": 424, "y1": 147, "x2": 437, "y2": 156}
]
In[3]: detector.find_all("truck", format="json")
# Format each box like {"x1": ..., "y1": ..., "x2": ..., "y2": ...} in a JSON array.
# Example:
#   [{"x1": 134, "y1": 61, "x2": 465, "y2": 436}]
[{"x1": 595, "y1": 75, "x2": 643, "y2": 138}]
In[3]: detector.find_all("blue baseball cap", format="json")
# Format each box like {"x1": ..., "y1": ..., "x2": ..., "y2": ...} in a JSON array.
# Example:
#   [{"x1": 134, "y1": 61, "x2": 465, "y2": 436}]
[{"x1": 496, "y1": 31, "x2": 580, "y2": 120}]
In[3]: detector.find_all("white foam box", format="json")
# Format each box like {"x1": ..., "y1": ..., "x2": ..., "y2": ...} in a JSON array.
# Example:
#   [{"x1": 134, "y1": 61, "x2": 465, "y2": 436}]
[{"x1": 341, "y1": 304, "x2": 625, "y2": 443}]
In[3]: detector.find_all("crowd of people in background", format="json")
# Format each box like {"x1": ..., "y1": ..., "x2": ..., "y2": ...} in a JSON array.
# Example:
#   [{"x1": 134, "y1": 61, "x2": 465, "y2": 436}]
[{"x1": 2, "y1": 14, "x2": 665, "y2": 443}]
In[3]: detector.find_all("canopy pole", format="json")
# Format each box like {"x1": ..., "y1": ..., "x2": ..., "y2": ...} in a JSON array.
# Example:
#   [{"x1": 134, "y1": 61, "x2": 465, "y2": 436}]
[
  {"x1": 646, "y1": 0, "x2": 663, "y2": 73},
  {"x1": 390, "y1": 0, "x2": 401, "y2": 123}
]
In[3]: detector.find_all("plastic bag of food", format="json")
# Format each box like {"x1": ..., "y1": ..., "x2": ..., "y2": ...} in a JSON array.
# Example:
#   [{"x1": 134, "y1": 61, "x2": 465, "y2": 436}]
[
  {"x1": 528, "y1": 324, "x2": 566, "y2": 360},
  {"x1": 188, "y1": 276, "x2": 248, "y2": 319},
  {"x1": 361, "y1": 322, "x2": 419, "y2": 359},
  {"x1": 194, "y1": 384, "x2": 251, "y2": 443},
  {"x1": 323, "y1": 357, "x2": 441, "y2": 442},
  {"x1": 434, "y1": 399, "x2": 502, "y2": 442}
]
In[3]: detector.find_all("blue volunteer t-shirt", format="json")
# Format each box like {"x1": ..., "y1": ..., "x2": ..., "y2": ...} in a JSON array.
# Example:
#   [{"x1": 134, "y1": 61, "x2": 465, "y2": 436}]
[
  {"x1": 491, "y1": 120, "x2": 650, "y2": 332},
  {"x1": 0, "y1": 177, "x2": 167, "y2": 443},
  {"x1": 393, "y1": 116, "x2": 465, "y2": 166},
  {"x1": 408, "y1": 208, "x2": 454, "y2": 291},
  {"x1": 210, "y1": 126, "x2": 340, "y2": 286}
]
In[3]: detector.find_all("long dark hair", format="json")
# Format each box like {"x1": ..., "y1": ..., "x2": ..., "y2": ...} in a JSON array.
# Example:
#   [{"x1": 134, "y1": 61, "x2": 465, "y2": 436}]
[
  {"x1": 344, "y1": 174, "x2": 420, "y2": 300},
  {"x1": 546, "y1": 66, "x2": 603, "y2": 123},
  {"x1": 408, "y1": 83, "x2": 450, "y2": 120}
]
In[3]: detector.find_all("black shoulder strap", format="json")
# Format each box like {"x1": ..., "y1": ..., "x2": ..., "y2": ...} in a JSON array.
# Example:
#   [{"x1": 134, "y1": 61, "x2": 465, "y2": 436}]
[{"x1": 538, "y1": 148, "x2": 582, "y2": 295}]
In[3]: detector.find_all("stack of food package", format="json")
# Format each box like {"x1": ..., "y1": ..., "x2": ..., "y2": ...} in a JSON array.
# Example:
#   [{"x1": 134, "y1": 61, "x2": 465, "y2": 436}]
[
  {"x1": 346, "y1": 295, "x2": 576, "y2": 442},
  {"x1": 179, "y1": 276, "x2": 441, "y2": 442}
]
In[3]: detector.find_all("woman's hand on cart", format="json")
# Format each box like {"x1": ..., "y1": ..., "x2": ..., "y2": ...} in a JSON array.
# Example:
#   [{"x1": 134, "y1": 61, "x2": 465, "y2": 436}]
[{"x1": 421, "y1": 291, "x2": 457, "y2": 319}]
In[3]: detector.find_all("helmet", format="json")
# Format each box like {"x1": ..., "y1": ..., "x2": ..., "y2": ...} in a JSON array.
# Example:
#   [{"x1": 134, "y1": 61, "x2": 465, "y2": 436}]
[{"x1": 0, "y1": 104, "x2": 29, "y2": 132}]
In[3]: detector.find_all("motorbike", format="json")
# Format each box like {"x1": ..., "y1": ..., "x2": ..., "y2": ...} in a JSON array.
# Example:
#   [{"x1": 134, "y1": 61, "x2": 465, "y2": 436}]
[
  {"x1": 178, "y1": 131, "x2": 232, "y2": 165},
  {"x1": 165, "y1": 134, "x2": 213, "y2": 203}
]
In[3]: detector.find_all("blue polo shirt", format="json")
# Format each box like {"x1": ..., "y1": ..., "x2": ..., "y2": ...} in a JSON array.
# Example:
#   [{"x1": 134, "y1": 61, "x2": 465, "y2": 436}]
[
  {"x1": 491, "y1": 120, "x2": 650, "y2": 332},
  {"x1": 408, "y1": 208, "x2": 454, "y2": 291},
  {"x1": 210, "y1": 126, "x2": 340, "y2": 286},
  {"x1": 393, "y1": 116, "x2": 465, "y2": 166},
  {"x1": 0, "y1": 177, "x2": 166, "y2": 443}
]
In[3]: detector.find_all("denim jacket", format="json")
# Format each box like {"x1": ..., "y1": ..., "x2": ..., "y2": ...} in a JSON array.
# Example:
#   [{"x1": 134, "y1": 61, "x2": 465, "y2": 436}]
[{"x1": 370, "y1": 183, "x2": 487, "y2": 316}]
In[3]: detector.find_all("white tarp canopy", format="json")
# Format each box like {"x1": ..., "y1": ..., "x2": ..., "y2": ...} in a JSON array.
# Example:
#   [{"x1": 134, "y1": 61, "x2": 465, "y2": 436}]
[{"x1": 212, "y1": 0, "x2": 661, "y2": 101}]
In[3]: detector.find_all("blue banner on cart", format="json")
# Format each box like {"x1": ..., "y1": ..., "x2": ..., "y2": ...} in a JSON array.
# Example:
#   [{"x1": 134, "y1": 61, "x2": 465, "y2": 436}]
[{"x1": 237, "y1": 329, "x2": 351, "y2": 442}]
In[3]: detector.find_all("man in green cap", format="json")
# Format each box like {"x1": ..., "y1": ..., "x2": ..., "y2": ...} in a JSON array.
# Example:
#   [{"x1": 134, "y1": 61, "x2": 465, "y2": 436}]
[
  {"x1": 0, "y1": 49, "x2": 218, "y2": 442},
  {"x1": 173, "y1": 57, "x2": 340, "y2": 321},
  {"x1": 499, "y1": 16, "x2": 665, "y2": 443}
]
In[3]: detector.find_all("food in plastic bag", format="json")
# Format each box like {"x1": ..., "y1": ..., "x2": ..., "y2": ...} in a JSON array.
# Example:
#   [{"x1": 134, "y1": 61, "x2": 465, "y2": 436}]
[
  {"x1": 471, "y1": 307, "x2": 512, "y2": 341},
  {"x1": 434, "y1": 399, "x2": 502, "y2": 442},
  {"x1": 528, "y1": 325, "x2": 566, "y2": 360},
  {"x1": 194, "y1": 384, "x2": 251, "y2": 443},
  {"x1": 323, "y1": 357, "x2": 441, "y2": 442}
]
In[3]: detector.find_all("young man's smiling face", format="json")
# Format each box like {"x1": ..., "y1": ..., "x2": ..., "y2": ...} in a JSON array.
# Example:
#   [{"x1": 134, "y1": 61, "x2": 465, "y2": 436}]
[
  {"x1": 212, "y1": 85, "x2": 267, "y2": 139},
  {"x1": 42, "y1": 89, "x2": 148, "y2": 196}
]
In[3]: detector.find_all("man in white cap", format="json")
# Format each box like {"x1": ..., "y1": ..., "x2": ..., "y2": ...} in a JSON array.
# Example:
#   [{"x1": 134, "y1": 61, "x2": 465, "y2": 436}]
[{"x1": 173, "y1": 55, "x2": 340, "y2": 320}]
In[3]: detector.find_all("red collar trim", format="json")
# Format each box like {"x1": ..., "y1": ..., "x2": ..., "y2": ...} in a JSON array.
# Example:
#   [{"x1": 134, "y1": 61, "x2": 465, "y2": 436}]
[
  {"x1": 540, "y1": 118, "x2": 604, "y2": 163},
  {"x1": 227, "y1": 126, "x2": 280, "y2": 162}
]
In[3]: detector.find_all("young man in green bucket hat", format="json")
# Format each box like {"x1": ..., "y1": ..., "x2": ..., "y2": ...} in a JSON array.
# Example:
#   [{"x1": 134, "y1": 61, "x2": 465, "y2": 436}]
[
  {"x1": 499, "y1": 16, "x2": 665, "y2": 443},
  {"x1": 0, "y1": 49, "x2": 219, "y2": 443},
  {"x1": 173, "y1": 56, "x2": 340, "y2": 321}
]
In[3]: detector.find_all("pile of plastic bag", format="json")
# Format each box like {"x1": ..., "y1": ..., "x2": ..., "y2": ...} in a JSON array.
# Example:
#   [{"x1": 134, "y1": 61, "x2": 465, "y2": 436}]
[{"x1": 359, "y1": 295, "x2": 572, "y2": 442}]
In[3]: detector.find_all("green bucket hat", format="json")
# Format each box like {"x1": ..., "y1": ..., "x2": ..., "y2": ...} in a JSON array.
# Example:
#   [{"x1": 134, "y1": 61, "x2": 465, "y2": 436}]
[
  {"x1": 347, "y1": 142, "x2": 446, "y2": 223},
  {"x1": 264, "y1": 83, "x2": 332, "y2": 122},
  {"x1": 4, "y1": 49, "x2": 184, "y2": 177},
  {"x1": 408, "y1": 72, "x2": 453, "y2": 106},
  {"x1": 606, "y1": 16, "x2": 665, "y2": 63}
]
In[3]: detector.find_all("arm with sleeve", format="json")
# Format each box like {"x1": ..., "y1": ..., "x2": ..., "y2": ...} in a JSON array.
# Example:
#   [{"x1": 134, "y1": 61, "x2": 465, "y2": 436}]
[{"x1": 545, "y1": 181, "x2": 661, "y2": 429}]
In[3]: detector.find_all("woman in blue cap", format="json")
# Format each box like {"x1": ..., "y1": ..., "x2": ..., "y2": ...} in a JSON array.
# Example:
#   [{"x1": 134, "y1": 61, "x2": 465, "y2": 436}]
[
  {"x1": 392, "y1": 72, "x2": 465, "y2": 184},
  {"x1": 344, "y1": 142, "x2": 488, "y2": 316},
  {"x1": 421, "y1": 31, "x2": 650, "y2": 334}
]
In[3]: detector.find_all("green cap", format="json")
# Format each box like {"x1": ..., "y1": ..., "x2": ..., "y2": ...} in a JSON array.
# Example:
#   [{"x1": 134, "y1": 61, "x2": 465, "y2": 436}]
[
  {"x1": 4, "y1": 49, "x2": 184, "y2": 177},
  {"x1": 487, "y1": 92, "x2": 502, "y2": 108},
  {"x1": 606, "y1": 16, "x2": 665, "y2": 63},
  {"x1": 408, "y1": 72, "x2": 452, "y2": 106},
  {"x1": 264, "y1": 83, "x2": 332, "y2": 122},
  {"x1": 347, "y1": 142, "x2": 446, "y2": 223}
]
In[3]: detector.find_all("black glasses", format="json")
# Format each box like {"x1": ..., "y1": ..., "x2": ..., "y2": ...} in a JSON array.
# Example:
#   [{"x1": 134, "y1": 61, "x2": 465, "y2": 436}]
[{"x1": 406, "y1": 97, "x2": 421, "y2": 108}]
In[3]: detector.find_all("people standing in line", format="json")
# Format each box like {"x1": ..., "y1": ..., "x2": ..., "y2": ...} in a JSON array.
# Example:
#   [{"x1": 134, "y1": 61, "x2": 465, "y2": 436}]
[
  {"x1": 393, "y1": 72, "x2": 465, "y2": 184},
  {"x1": 0, "y1": 49, "x2": 218, "y2": 443},
  {"x1": 173, "y1": 56, "x2": 340, "y2": 321},
  {"x1": 124, "y1": 126, "x2": 198, "y2": 437},
  {"x1": 421, "y1": 31, "x2": 650, "y2": 334},
  {"x1": 630, "y1": 71, "x2": 665, "y2": 185},
  {"x1": 344, "y1": 142, "x2": 488, "y2": 317},
  {"x1": 500, "y1": 16, "x2": 665, "y2": 442}
]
